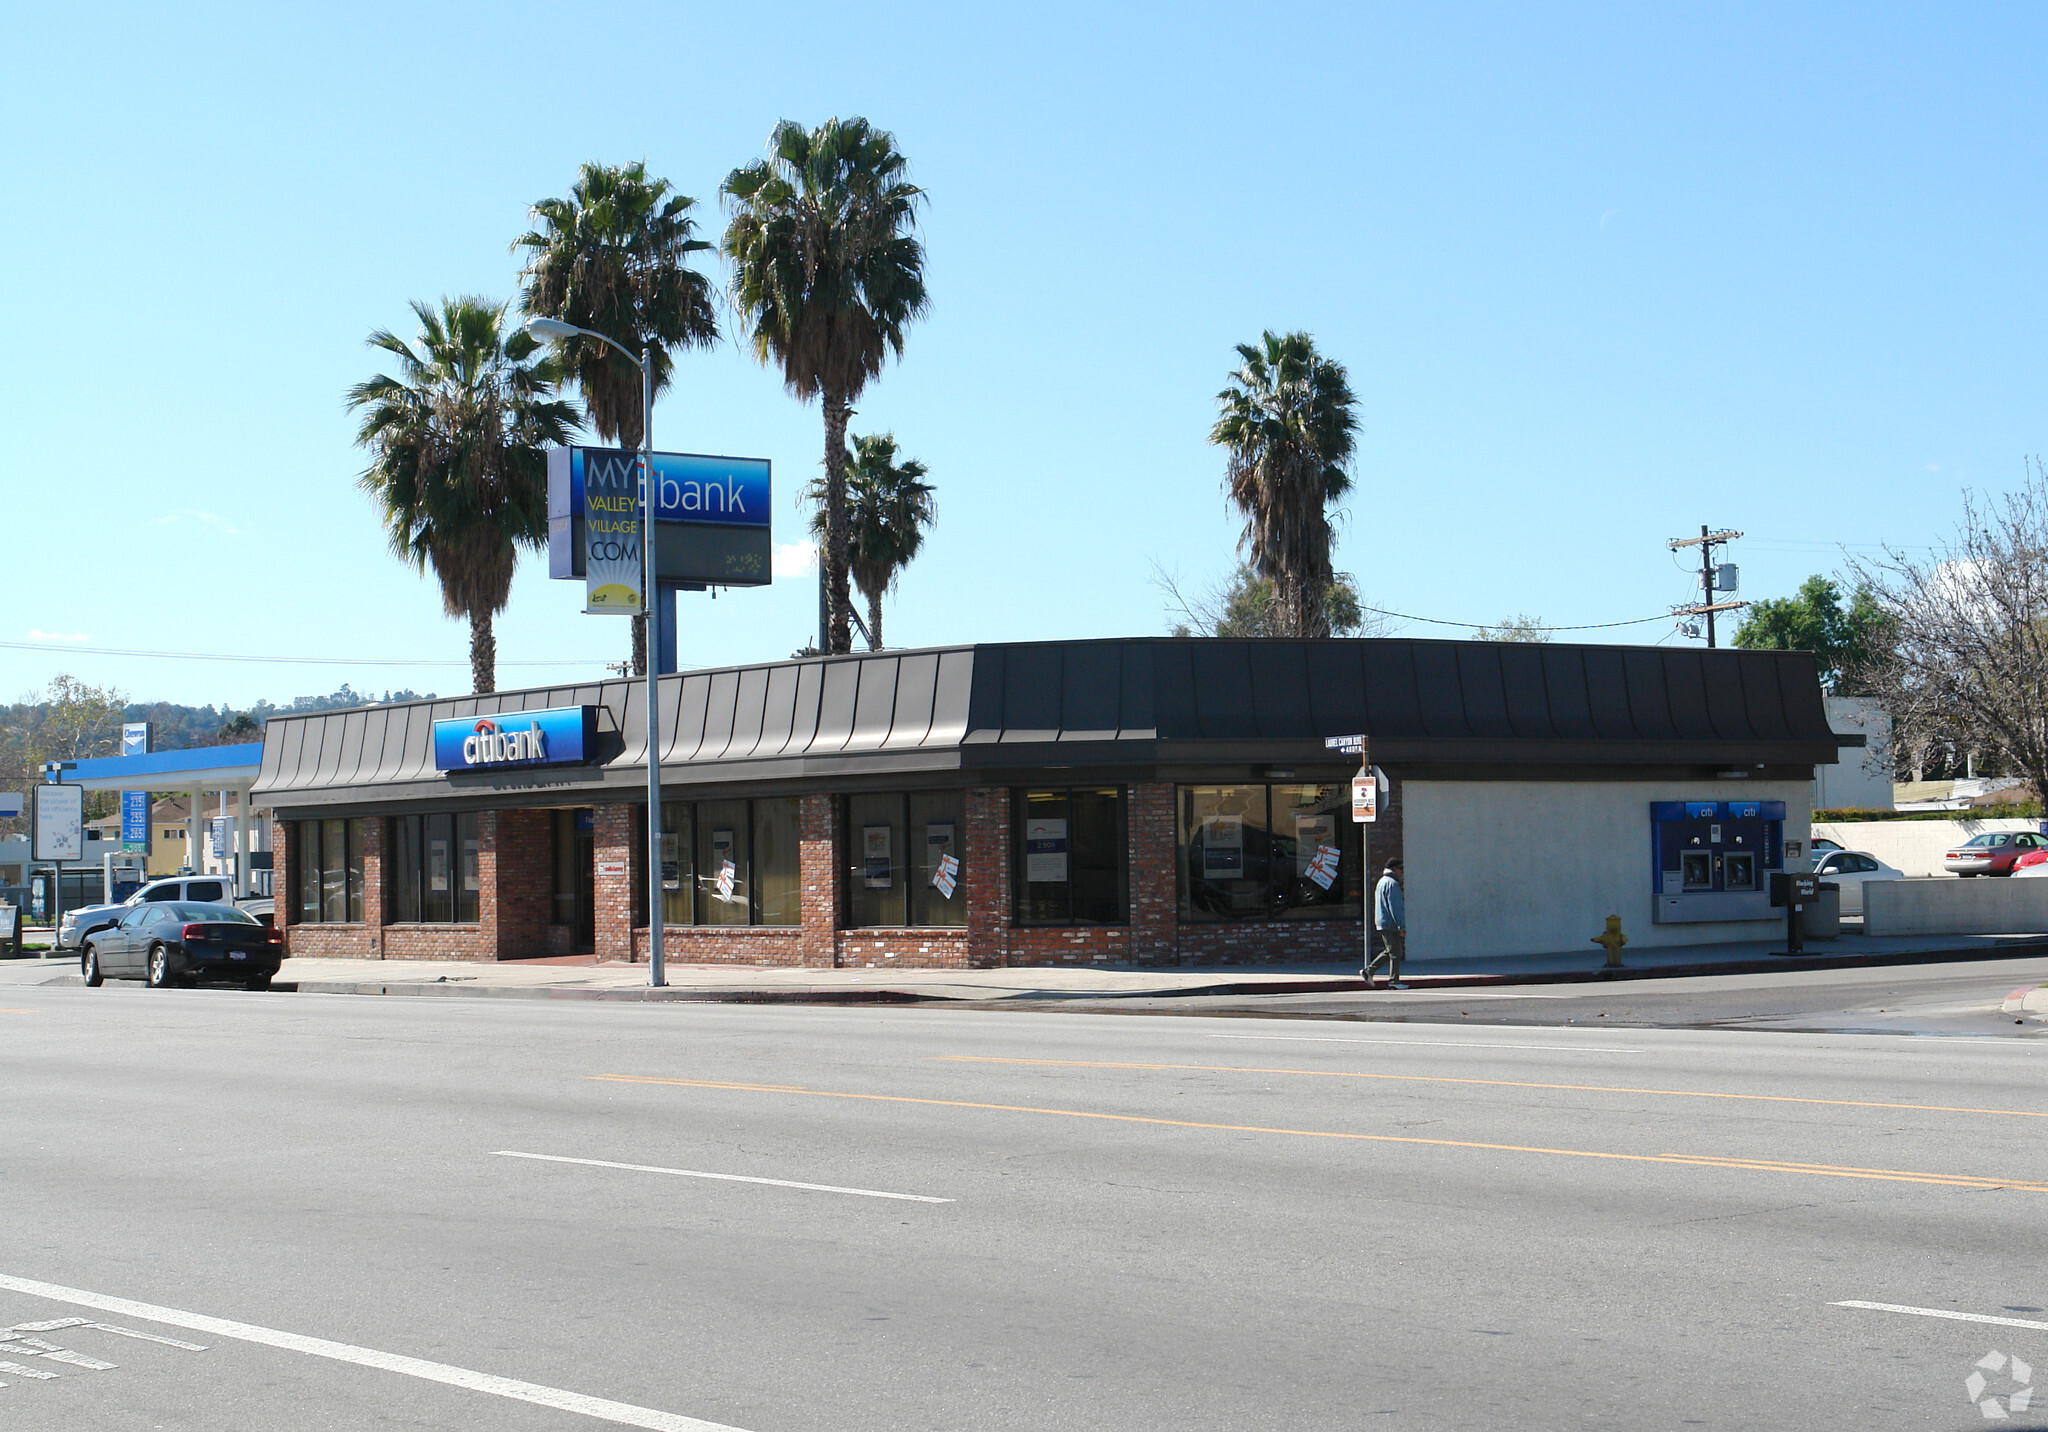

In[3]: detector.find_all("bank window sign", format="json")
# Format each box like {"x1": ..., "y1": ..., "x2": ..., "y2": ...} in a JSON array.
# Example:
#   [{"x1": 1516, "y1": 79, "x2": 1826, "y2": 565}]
[{"x1": 433, "y1": 707, "x2": 598, "y2": 772}]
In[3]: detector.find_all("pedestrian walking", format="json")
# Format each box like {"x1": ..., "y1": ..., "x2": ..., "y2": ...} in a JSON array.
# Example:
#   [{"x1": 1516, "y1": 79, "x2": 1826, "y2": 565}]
[{"x1": 1366, "y1": 858, "x2": 1406, "y2": 988}]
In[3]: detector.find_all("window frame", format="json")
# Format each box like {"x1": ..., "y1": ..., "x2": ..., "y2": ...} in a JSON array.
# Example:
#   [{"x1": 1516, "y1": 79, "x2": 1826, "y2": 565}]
[
  {"x1": 840, "y1": 790, "x2": 967, "y2": 930},
  {"x1": 1175, "y1": 783, "x2": 1365, "y2": 924},
  {"x1": 385, "y1": 812, "x2": 480, "y2": 925},
  {"x1": 292, "y1": 818, "x2": 367, "y2": 925},
  {"x1": 1010, "y1": 785, "x2": 1128, "y2": 928}
]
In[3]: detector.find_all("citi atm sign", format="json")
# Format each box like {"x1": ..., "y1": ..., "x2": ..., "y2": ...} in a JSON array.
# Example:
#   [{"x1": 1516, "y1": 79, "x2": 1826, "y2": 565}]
[{"x1": 433, "y1": 707, "x2": 597, "y2": 772}]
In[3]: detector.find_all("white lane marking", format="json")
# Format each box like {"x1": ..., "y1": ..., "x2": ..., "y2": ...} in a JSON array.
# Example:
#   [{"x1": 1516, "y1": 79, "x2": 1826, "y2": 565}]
[
  {"x1": 43, "y1": 1349, "x2": 116, "y2": 1369},
  {"x1": 82, "y1": 1321, "x2": 207, "y2": 1350},
  {"x1": 1207, "y1": 1033, "x2": 1642, "y2": 1054},
  {"x1": 1834, "y1": 1301, "x2": 2048, "y2": 1332},
  {"x1": 0, "y1": 1272, "x2": 750, "y2": 1432},
  {"x1": 494, "y1": 1150, "x2": 953, "y2": 1204},
  {"x1": 0, "y1": 1360, "x2": 57, "y2": 1380}
]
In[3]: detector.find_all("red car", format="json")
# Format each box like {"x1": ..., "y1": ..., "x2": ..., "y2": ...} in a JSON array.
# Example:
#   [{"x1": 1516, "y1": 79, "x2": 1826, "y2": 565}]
[{"x1": 1943, "y1": 830, "x2": 2048, "y2": 876}]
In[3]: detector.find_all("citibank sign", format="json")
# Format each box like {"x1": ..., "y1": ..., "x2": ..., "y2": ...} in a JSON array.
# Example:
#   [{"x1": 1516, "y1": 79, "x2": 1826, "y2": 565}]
[{"x1": 433, "y1": 706, "x2": 597, "y2": 772}]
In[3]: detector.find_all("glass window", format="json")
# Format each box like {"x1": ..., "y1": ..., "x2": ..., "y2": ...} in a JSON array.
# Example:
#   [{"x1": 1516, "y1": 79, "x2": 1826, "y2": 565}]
[
  {"x1": 295, "y1": 822, "x2": 320, "y2": 924},
  {"x1": 551, "y1": 810, "x2": 579, "y2": 926},
  {"x1": 696, "y1": 800, "x2": 751, "y2": 927},
  {"x1": 1178, "y1": 785, "x2": 1361, "y2": 923},
  {"x1": 457, "y1": 812, "x2": 480, "y2": 923},
  {"x1": 1178, "y1": 786, "x2": 1270, "y2": 920},
  {"x1": 846, "y1": 792, "x2": 908, "y2": 927},
  {"x1": 320, "y1": 818, "x2": 347, "y2": 922},
  {"x1": 294, "y1": 818, "x2": 369, "y2": 924},
  {"x1": 1013, "y1": 787, "x2": 1124, "y2": 926},
  {"x1": 386, "y1": 813, "x2": 476, "y2": 924},
  {"x1": 752, "y1": 797, "x2": 801, "y2": 927},
  {"x1": 908, "y1": 791, "x2": 966, "y2": 929},
  {"x1": 659, "y1": 803, "x2": 694, "y2": 927}
]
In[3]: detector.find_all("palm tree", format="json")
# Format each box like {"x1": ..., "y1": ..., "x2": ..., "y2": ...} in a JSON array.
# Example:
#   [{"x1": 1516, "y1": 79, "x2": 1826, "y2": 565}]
[
  {"x1": 722, "y1": 118, "x2": 929, "y2": 655},
  {"x1": 515, "y1": 161, "x2": 720, "y2": 674},
  {"x1": 804, "y1": 433, "x2": 935, "y2": 650},
  {"x1": 1209, "y1": 331, "x2": 1360, "y2": 638},
  {"x1": 348, "y1": 297, "x2": 577, "y2": 695}
]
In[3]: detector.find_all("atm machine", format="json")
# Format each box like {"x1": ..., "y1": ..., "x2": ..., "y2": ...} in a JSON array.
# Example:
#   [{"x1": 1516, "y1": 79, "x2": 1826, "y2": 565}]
[{"x1": 1651, "y1": 800, "x2": 1786, "y2": 923}]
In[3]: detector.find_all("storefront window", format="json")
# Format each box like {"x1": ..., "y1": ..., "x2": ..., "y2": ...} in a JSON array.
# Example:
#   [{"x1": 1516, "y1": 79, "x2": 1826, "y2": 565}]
[
  {"x1": 752, "y1": 797, "x2": 801, "y2": 927},
  {"x1": 1013, "y1": 787, "x2": 1125, "y2": 926},
  {"x1": 843, "y1": 791, "x2": 965, "y2": 928},
  {"x1": 636, "y1": 798, "x2": 799, "y2": 929},
  {"x1": 387, "y1": 812, "x2": 481, "y2": 924},
  {"x1": 293, "y1": 818, "x2": 367, "y2": 924},
  {"x1": 1178, "y1": 783, "x2": 1361, "y2": 922}
]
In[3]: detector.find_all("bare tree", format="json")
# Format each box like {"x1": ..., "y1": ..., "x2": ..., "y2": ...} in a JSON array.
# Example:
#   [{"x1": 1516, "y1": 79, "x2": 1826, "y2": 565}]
[{"x1": 1848, "y1": 460, "x2": 2048, "y2": 803}]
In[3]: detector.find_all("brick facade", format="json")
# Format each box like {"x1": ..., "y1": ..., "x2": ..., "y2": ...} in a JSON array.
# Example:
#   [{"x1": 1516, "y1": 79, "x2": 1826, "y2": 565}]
[{"x1": 280, "y1": 774, "x2": 1395, "y2": 971}]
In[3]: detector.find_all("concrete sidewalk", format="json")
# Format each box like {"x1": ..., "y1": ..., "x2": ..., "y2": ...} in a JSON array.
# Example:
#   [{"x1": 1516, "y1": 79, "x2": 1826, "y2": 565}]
[{"x1": 11, "y1": 929, "x2": 2048, "y2": 1001}]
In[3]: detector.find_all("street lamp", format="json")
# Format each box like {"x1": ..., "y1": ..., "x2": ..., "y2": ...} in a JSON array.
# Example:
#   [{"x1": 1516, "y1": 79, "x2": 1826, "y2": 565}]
[{"x1": 525, "y1": 317, "x2": 666, "y2": 989}]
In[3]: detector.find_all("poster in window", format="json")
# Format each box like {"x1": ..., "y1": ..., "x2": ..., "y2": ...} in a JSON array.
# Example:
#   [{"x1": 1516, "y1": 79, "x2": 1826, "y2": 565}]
[
  {"x1": 462, "y1": 837, "x2": 480, "y2": 893},
  {"x1": 660, "y1": 832, "x2": 681, "y2": 891},
  {"x1": 1024, "y1": 818, "x2": 1068, "y2": 883},
  {"x1": 429, "y1": 838, "x2": 450, "y2": 892},
  {"x1": 1200, "y1": 814, "x2": 1245, "y2": 877},
  {"x1": 1294, "y1": 814, "x2": 1336, "y2": 875},
  {"x1": 863, "y1": 824, "x2": 893, "y2": 889}
]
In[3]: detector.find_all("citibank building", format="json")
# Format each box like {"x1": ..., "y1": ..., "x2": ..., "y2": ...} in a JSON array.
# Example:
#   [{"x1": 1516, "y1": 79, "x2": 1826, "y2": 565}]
[{"x1": 252, "y1": 638, "x2": 1846, "y2": 968}]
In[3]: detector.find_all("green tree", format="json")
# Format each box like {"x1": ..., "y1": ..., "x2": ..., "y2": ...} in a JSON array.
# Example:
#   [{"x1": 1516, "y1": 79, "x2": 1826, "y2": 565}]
[
  {"x1": 804, "y1": 433, "x2": 934, "y2": 650},
  {"x1": 1471, "y1": 614, "x2": 1550, "y2": 643},
  {"x1": 1210, "y1": 331, "x2": 1360, "y2": 638},
  {"x1": 1162, "y1": 562, "x2": 1371, "y2": 638},
  {"x1": 723, "y1": 118, "x2": 930, "y2": 655},
  {"x1": 348, "y1": 297, "x2": 577, "y2": 695},
  {"x1": 517, "y1": 161, "x2": 721, "y2": 676},
  {"x1": 1732, "y1": 575, "x2": 1885, "y2": 691}
]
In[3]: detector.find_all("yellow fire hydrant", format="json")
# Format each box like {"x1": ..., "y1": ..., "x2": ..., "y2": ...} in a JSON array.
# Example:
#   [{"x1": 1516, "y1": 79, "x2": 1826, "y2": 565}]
[{"x1": 1592, "y1": 914, "x2": 1628, "y2": 969}]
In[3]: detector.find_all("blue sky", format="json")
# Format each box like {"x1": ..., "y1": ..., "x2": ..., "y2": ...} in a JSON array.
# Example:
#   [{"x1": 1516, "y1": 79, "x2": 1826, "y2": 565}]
[{"x1": 5, "y1": 2, "x2": 2042, "y2": 710}]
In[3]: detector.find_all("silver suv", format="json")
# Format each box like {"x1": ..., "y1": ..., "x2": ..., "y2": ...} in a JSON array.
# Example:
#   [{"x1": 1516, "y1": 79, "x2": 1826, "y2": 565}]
[{"x1": 55, "y1": 876, "x2": 236, "y2": 952}]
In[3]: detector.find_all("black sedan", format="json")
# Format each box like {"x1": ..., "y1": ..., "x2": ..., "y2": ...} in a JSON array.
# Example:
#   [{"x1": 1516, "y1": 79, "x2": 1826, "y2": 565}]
[{"x1": 81, "y1": 902, "x2": 283, "y2": 991}]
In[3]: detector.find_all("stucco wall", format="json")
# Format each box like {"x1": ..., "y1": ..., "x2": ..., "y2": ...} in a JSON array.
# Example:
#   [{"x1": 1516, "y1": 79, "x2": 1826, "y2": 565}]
[
  {"x1": 1404, "y1": 780, "x2": 1812, "y2": 960},
  {"x1": 1864, "y1": 876, "x2": 2048, "y2": 936}
]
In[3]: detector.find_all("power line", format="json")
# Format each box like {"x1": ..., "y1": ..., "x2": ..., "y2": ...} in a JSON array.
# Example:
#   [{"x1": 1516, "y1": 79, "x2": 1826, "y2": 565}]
[
  {"x1": 1359, "y1": 607, "x2": 1672, "y2": 633},
  {"x1": 0, "y1": 640, "x2": 608, "y2": 669}
]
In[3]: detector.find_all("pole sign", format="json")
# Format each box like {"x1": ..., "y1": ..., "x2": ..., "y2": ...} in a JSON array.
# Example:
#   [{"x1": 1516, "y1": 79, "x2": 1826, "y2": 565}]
[
  {"x1": 0, "y1": 791, "x2": 22, "y2": 820},
  {"x1": 547, "y1": 447, "x2": 773, "y2": 591},
  {"x1": 1351, "y1": 767, "x2": 1378, "y2": 824},
  {"x1": 210, "y1": 817, "x2": 229, "y2": 860},
  {"x1": 432, "y1": 706, "x2": 599, "y2": 772},
  {"x1": 32, "y1": 783, "x2": 84, "y2": 862},
  {"x1": 1324, "y1": 734, "x2": 1366, "y2": 756},
  {"x1": 576, "y1": 449, "x2": 645, "y2": 615},
  {"x1": 120, "y1": 790, "x2": 150, "y2": 852},
  {"x1": 121, "y1": 722, "x2": 150, "y2": 757}
]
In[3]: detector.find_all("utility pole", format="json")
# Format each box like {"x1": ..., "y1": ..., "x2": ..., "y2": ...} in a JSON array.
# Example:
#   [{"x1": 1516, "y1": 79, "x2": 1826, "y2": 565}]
[{"x1": 1668, "y1": 525, "x2": 1746, "y2": 646}]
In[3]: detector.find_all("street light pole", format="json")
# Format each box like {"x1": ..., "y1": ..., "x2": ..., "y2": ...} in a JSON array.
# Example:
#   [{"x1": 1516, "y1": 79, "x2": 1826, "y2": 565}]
[{"x1": 525, "y1": 318, "x2": 665, "y2": 988}]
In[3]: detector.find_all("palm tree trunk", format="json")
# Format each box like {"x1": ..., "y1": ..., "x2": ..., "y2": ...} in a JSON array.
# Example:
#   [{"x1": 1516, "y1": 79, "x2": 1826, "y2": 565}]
[
  {"x1": 471, "y1": 609, "x2": 496, "y2": 695},
  {"x1": 822, "y1": 394, "x2": 854, "y2": 655},
  {"x1": 867, "y1": 588, "x2": 884, "y2": 651}
]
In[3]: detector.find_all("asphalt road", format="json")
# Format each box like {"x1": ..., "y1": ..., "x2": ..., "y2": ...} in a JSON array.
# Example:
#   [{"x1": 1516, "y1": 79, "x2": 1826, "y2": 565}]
[
  {"x1": 4, "y1": 979, "x2": 2046, "y2": 1430},
  {"x1": 1004, "y1": 955, "x2": 2048, "y2": 1037}
]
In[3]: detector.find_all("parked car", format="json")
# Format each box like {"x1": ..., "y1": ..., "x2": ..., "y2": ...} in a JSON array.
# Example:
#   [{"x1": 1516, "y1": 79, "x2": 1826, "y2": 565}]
[
  {"x1": 1811, "y1": 837, "x2": 1844, "y2": 856},
  {"x1": 238, "y1": 896, "x2": 276, "y2": 927},
  {"x1": 1942, "y1": 831, "x2": 2048, "y2": 877},
  {"x1": 79, "y1": 901, "x2": 282, "y2": 990},
  {"x1": 56, "y1": 874, "x2": 237, "y2": 952},
  {"x1": 1811, "y1": 849, "x2": 1904, "y2": 914},
  {"x1": 2014, "y1": 848, "x2": 2048, "y2": 876}
]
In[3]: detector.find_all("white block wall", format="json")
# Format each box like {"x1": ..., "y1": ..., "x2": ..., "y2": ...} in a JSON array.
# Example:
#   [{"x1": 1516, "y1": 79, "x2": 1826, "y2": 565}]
[{"x1": 1404, "y1": 779, "x2": 1812, "y2": 961}]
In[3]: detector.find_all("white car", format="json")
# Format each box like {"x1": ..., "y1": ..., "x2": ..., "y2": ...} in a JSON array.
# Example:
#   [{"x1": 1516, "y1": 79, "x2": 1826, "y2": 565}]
[{"x1": 1812, "y1": 850, "x2": 1903, "y2": 915}]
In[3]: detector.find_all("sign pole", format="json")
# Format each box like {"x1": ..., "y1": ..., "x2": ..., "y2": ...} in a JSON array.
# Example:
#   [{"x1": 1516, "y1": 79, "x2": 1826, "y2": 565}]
[{"x1": 642, "y1": 345, "x2": 664, "y2": 990}]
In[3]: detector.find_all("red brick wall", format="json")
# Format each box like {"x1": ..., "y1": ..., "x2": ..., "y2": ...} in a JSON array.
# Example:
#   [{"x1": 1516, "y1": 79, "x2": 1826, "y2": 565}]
[{"x1": 594, "y1": 803, "x2": 636, "y2": 963}]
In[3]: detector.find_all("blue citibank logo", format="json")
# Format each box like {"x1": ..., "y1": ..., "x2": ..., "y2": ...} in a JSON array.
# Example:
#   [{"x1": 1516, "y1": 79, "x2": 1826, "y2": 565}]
[{"x1": 433, "y1": 706, "x2": 597, "y2": 772}]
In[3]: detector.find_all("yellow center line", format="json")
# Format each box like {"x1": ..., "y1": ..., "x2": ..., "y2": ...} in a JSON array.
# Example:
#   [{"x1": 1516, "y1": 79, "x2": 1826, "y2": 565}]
[
  {"x1": 588, "y1": 1074, "x2": 2048, "y2": 1194},
  {"x1": 929, "y1": 1056, "x2": 2048, "y2": 1121},
  {"x1": 0, "y1": 1009, "x2": 40, "y2": 1015}
]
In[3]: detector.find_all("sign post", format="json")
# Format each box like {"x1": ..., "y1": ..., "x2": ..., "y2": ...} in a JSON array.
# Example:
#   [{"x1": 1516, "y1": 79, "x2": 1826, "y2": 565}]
[
  {"x1": 1328, "y1": 736, "x2": 1373, "y2": 976},
  {"x1": 33, "y1": 765, "x2": 82, "y2": 953}
]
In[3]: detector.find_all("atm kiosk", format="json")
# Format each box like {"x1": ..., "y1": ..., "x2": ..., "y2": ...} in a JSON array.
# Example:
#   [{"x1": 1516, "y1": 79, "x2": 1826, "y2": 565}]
[{"x1": 1650, "y1": 800, "x2": 1786, "y2": 923}]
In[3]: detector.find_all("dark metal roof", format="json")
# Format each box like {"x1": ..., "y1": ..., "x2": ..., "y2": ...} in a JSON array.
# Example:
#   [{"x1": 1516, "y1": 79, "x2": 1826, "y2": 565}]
[{"x1": 251, "y1": 638, "x2": 1845, "y2": 811}]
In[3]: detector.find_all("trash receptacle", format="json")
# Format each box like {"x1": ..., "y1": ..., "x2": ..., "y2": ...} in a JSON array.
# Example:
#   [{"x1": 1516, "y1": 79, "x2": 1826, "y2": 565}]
[{"x1": 1800, "y1": 882, "x2": 1841, "y2": 940}]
